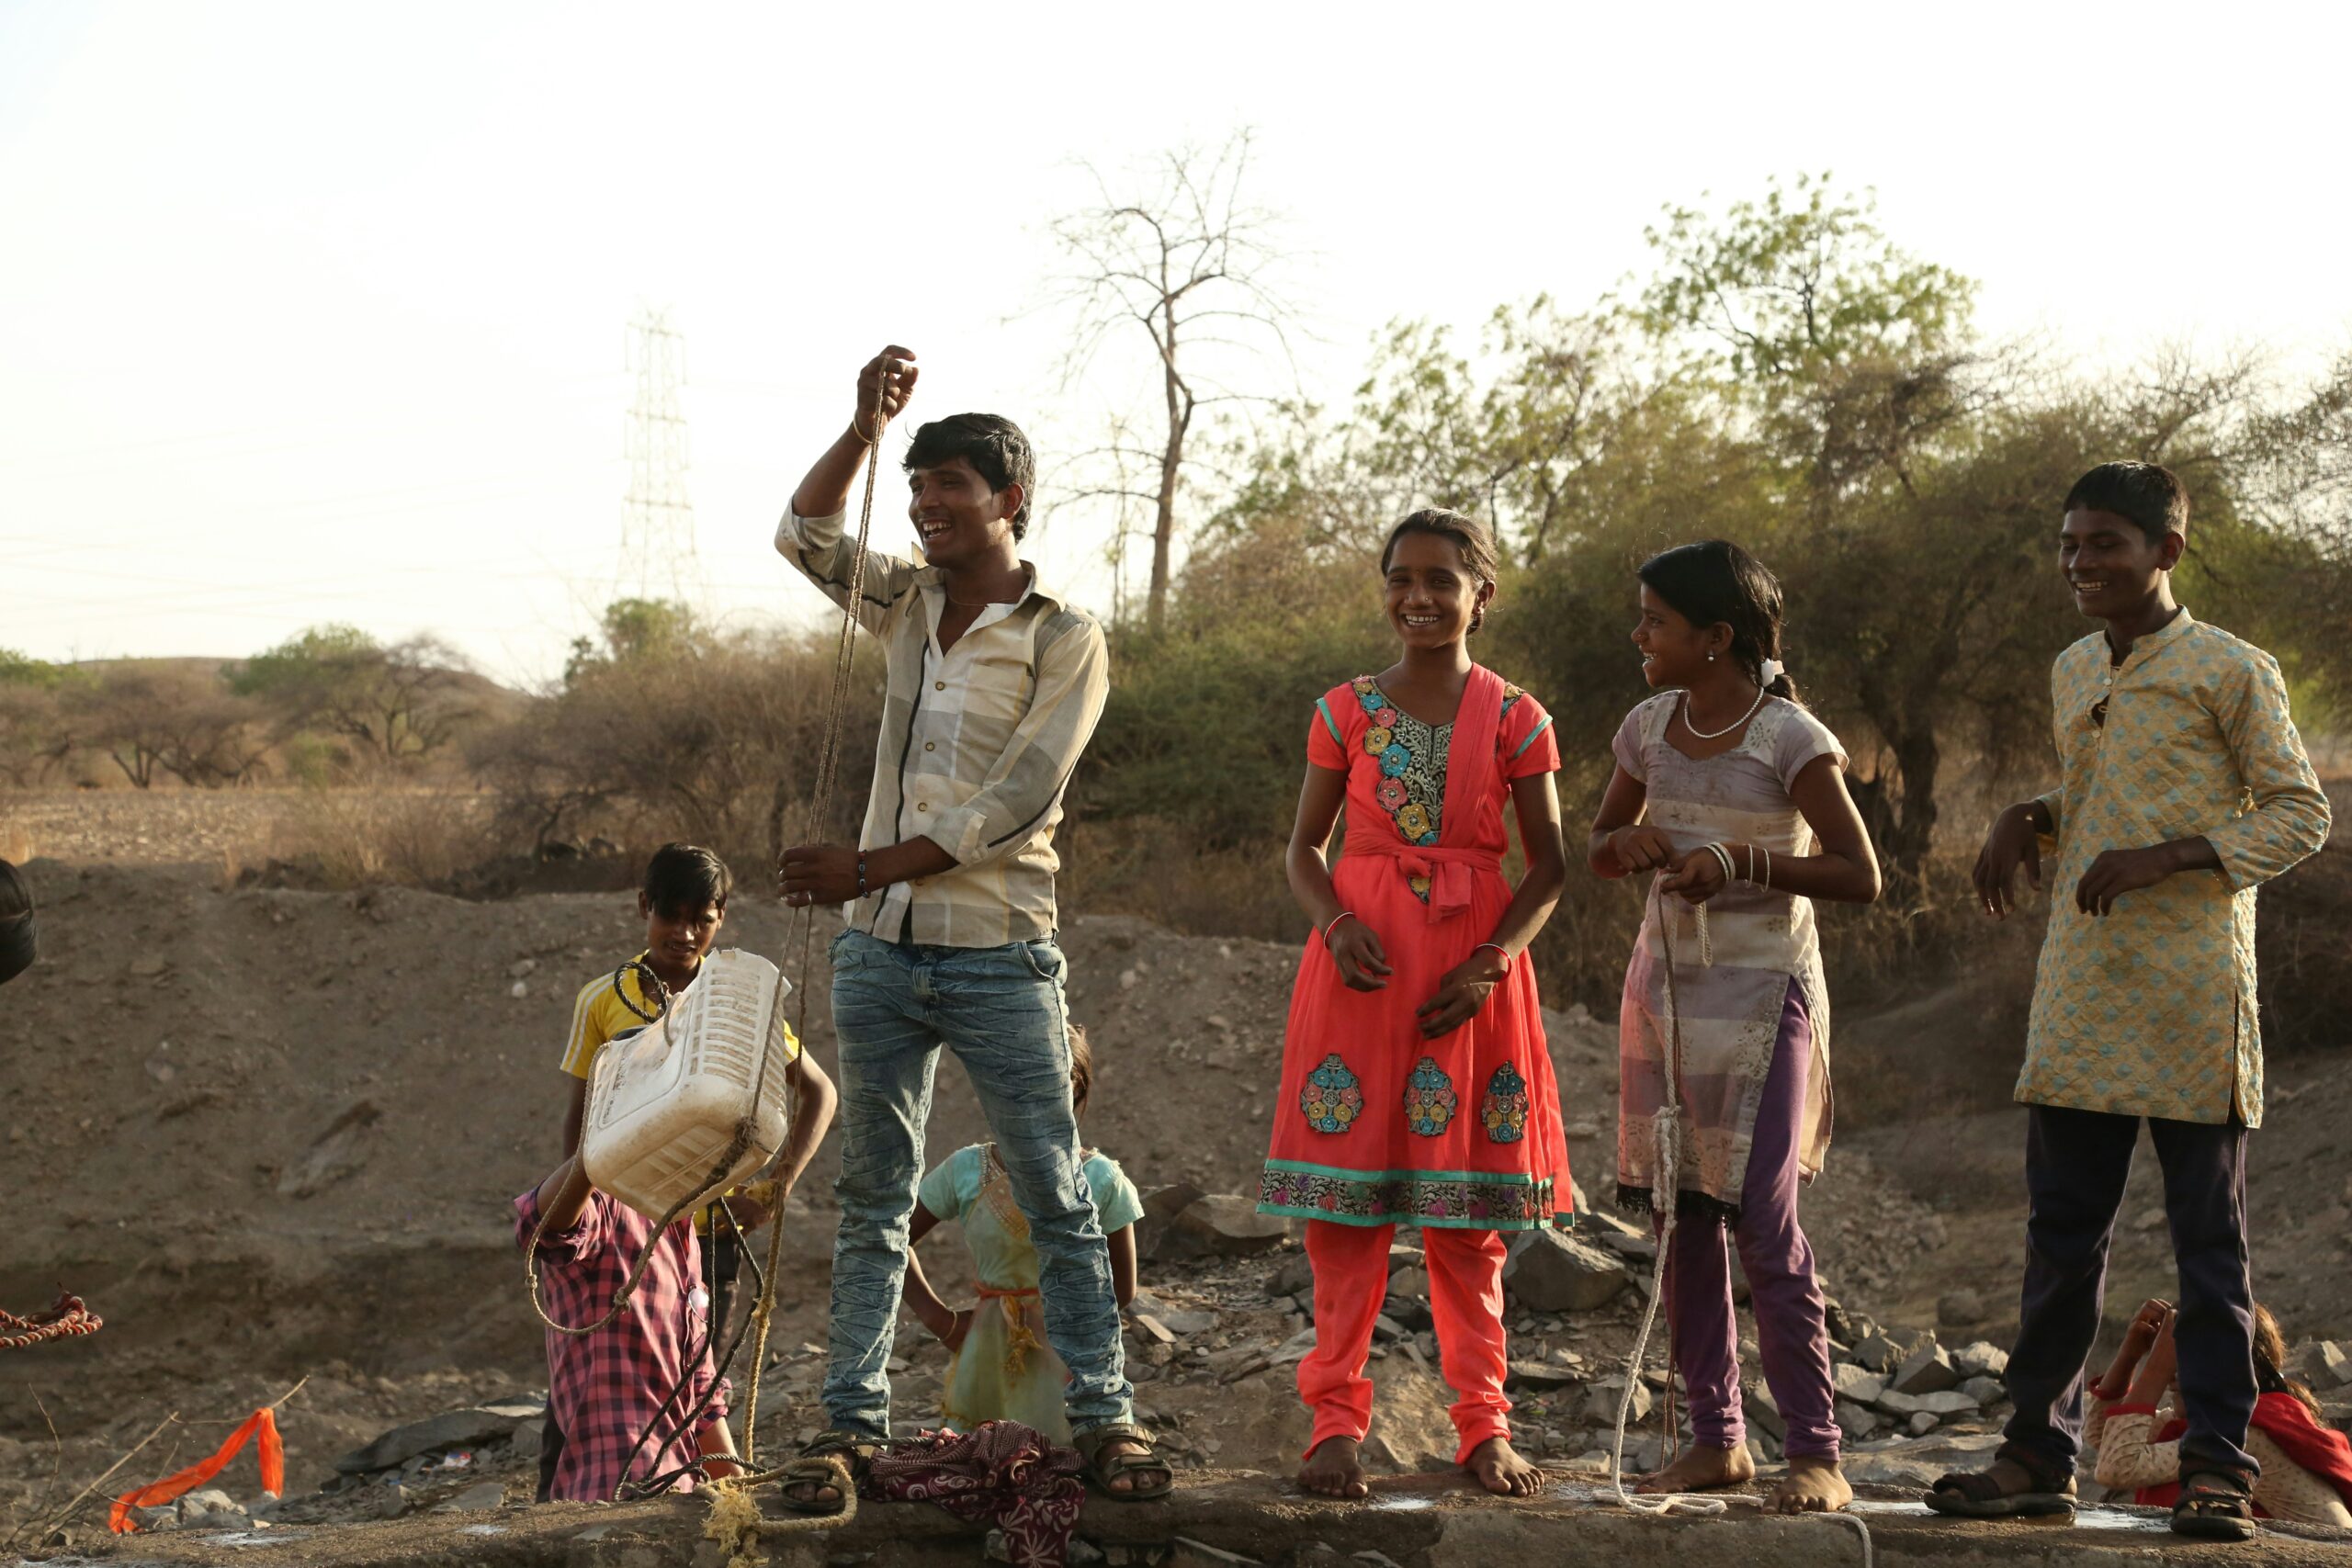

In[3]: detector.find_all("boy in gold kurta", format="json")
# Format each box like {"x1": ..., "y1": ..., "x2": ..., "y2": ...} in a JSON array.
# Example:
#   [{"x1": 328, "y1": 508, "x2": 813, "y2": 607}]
[{"x1": 1928, "y1": 463, "x2": 2331, "y2": 1540}]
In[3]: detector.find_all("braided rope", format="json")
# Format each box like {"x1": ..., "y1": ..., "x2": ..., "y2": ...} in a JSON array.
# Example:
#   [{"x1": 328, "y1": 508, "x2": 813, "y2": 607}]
[
  {"x1": 1606, "y1": 878, "x2": 1724, "y2": 1517},
  {"x1": 741, "y1": 360, "x2": 891, "y2": 1478},
  {"x1": 0, "y1": 1293, "x2": 102, "y2": 1349}
]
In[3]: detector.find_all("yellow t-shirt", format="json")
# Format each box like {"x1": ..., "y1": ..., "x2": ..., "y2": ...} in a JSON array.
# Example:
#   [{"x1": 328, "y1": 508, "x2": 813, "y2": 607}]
[
  {"x1": 561, "y1": 953, "x2": 800, "y2": 1234},
  {"x1": 559, "y1": 953, "x2": 668, "y2": 1080}
]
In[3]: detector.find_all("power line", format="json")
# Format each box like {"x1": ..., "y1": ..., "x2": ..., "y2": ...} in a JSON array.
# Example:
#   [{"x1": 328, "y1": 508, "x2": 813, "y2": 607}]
[{"x1": 617, "y1": 307, "x2": 697, "y2": 607}]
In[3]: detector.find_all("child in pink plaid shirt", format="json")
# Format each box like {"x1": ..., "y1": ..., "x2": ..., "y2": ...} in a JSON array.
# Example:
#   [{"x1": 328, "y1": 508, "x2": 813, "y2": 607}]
[{"x1": 518, "y1": 1040, "x2": 837, "y2": 1501}]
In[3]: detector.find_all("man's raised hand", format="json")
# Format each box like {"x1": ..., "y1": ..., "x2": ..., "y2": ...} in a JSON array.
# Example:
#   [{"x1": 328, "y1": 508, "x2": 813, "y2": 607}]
[{"x1": 854, "y1": 346, "x2": 919, "y2": 438}]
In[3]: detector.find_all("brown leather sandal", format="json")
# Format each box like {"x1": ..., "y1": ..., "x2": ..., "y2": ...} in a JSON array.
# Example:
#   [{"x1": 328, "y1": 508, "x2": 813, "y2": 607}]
[
  {"x1": 1074, "y1": 1422, "x2": 1173, "y2": 1502},
  {"x1": 2172, "y1": 1472, "x2": 2257, "y2": 1540},
  {"x1": 1925, "y1": 1452, "x2": 2076, "y2": 1517},
  {"x1": 776, "y1": 1431, "x2": 875, "y2": 1517}
]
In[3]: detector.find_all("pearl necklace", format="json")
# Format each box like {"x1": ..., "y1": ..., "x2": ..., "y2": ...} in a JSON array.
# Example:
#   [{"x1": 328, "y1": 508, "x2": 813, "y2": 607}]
[{"x1": 1679, "y1": 684, "x2": 1767, "y2": 740}]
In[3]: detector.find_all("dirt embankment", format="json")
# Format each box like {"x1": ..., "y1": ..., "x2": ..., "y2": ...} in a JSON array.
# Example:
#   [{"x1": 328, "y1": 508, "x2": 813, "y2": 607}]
[{"x1": 2, "y1": 848, "x2": 2347, "y2": 1544}]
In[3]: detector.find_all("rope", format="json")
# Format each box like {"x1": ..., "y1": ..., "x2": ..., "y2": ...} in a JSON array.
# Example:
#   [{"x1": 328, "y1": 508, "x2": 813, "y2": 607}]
[
  {"x1": 1, "y1": 1292, "x2": 102, "y2": 1349},
  {"x1": 1607, "y1": 878, "x2": 1724, "y2": 1517},
  {"x1": 739, "y1": 357, "x2": 893, "y2": 1483},
  {"x1": 1600, "y1": 877, "x2": 1873, "y2": 1568}
]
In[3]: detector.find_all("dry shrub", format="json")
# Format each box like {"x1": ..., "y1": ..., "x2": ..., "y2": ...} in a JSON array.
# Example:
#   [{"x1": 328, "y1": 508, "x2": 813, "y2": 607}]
[
  {"x1": 266, "y1": 788, "x2": 501, "y2": 889},
  {"x1": 472, "y1": 624, "x2": 880, "y2": 875}
]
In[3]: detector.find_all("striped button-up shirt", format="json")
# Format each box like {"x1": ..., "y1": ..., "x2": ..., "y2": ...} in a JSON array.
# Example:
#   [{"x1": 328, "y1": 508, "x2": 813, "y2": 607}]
[
  {"x1": 776, "y1": 508, "x2": 1109, "y2": 948},
  {"x1": 2018, "y1": 609, "x2": 2330, "y2": 1126}
]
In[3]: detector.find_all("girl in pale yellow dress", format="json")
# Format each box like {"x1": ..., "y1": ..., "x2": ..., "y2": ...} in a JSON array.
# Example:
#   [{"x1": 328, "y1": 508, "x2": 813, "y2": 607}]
[{"x1": 899, "y1": 1028, "x2": 1146, "y2": 1442}]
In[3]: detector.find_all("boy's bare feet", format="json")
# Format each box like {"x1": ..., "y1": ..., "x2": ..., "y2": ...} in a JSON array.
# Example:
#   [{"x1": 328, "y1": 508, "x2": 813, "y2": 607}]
[
  {"x1": 1770, "y1": 1455, "x2": 1852, "y2": 1514},
  {"x1": 1300, "y1": 1436, "x2": 1369, "y2": 1499},
  {"x1": 1636, "y1": 1441, "x2": 1756, "y2": 1494},
  {"x1": 1466, "y1": 1436, "x2": 1545, "y2": 1497}
]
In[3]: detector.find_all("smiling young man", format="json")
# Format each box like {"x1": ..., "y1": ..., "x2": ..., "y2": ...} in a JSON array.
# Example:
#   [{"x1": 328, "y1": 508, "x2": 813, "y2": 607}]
[
  {"x1": 1928, "y1": 462, "x2": 2331, "y2": 1538},
  {"x1": 769, "y1": 347, "x2": 1168, "y2": 1510}
]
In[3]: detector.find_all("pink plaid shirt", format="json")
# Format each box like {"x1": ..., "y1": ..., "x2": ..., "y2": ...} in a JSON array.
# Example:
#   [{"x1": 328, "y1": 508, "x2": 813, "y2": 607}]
[{"x1": 514, "y1": 1185, "x2": 729, "y2": 1502}]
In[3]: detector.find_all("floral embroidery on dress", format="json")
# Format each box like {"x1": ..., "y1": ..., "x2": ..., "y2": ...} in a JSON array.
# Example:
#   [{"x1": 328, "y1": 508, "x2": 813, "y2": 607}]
[
  {"x1": 1299, "y1": 1055, "x2": 1363, "y2": 1134},
  {"x1": 1351, "y1": 675, "x2": 1537, "y2": 903},
  {"x1": 1402, "y1": 1056, "x2": 1458, "y2": 1136},
  {"x1": 1257, "y1": 1165, "x2": 1565, "y2": 1228},
  {"x1": 1481, "y1": 1063, "x2": 1530, "y2": 1145}
]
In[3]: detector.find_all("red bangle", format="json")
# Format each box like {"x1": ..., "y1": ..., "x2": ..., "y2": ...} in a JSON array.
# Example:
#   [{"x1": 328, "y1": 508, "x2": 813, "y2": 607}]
[{"x1": 1474, "y1": 942, "x2": 1511, "y2": 975}]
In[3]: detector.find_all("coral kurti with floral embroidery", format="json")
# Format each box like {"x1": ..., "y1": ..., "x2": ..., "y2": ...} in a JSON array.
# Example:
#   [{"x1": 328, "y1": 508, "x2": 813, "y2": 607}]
[
  {"x1": 2018, "y1": 610, "x2": 2330, "y2": 1127},
  {"x1": 1259, "y1": 665, "x2": 1576, "y2": 1230}
]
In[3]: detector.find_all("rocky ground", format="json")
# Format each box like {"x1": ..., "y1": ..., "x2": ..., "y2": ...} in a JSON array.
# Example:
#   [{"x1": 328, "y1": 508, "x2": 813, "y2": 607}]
[{"x1": 2, "y1": 795, "x2": 2349, "y2": 1563}]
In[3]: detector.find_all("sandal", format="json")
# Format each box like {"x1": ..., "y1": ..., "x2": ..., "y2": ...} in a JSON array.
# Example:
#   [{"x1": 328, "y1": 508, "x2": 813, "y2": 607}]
[
  {"x1": 2172, "y1": 1472, "x2": 2257, "y2": 1541},
  {"x1": 1924, "y1": 1450, "x2": 2076, "y2": 1517},
  {"x1": 776, "y1": 1430, "x2": 876, "y2": 1517},
  {"x1": 1073, "y1": 1421, "x2": 1173, "y2": 1502}
]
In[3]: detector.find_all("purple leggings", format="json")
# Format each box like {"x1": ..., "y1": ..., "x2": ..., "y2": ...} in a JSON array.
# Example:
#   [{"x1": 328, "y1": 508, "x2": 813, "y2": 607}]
[{"x1": 1660, "y1": 979, "x2": 1839, "y2": 1460}]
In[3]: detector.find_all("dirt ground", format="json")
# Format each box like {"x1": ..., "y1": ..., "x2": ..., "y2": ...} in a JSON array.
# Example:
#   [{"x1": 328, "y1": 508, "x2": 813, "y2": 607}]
[{"x1": 1, "y1": 792, "x2": 2347, "y2": 1558}]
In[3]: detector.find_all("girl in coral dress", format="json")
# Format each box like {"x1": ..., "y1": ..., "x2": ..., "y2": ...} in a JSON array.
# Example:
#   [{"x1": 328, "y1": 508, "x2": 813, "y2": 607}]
[{"x1": 1258, "y1": 509, "x2": 1574, "y2": 1502}]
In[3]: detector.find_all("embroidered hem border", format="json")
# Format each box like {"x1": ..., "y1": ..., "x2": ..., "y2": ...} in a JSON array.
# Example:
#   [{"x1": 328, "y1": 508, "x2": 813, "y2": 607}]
[
  {"x1": 1259, "y1": 1161, "x2": 1576, "y2": 1231},
  {"x1": 1615, "y1": 1181, "x2": 1743, "y2": 1226}
]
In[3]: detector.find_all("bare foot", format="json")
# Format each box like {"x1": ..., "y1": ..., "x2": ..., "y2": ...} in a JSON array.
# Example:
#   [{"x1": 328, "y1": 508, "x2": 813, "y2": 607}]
[
  {"x1": 1770, "y1": 1455, "x2": 1852, "y2": 1514},
  {"x1": 1466, "y1": 1436, "x2": 1545, "y2": 1498},
  {"x1": 1636, "y1": 1442, "x2": 1756, "y2": 1495},
  {"x1": 1300, "y1": 1436, "x2": 1369, "y2": 1500}
]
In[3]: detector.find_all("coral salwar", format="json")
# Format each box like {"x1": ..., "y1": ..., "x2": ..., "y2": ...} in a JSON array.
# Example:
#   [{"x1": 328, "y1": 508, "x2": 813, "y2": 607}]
[{"x1": 1261, "y1": 663, "x2": 1574, "y2": 1461}]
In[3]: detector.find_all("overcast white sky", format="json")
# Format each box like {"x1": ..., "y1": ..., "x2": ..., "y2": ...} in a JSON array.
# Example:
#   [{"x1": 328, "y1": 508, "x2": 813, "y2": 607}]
[{"x1": 4, "y1": 0, "x2": 2346, "y2": 685}]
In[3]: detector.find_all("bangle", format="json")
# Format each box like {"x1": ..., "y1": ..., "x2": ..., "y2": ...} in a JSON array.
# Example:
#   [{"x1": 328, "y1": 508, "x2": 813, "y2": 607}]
[
  {"x1": 1704, "y1": 842, "x2": 1736, "y2": 885},
  {"x1": 1761, "y1": 846, "x2": 1771, "y2": 888},
  {"x1": 1473, "y1": 942, "x2": 1511, "y2": 976},
  {"x1": 850, "y1": 413, "x2": 877, "y2": 445},
  {"x1": 1322, "y1": 911, "x2": 1359, "y2": 947}
]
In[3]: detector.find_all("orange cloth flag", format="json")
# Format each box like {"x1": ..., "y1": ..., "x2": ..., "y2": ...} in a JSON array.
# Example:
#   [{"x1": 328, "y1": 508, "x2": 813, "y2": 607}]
[{"x1": 109, "y1": 1407, "x2": 284, "y2": 1533}]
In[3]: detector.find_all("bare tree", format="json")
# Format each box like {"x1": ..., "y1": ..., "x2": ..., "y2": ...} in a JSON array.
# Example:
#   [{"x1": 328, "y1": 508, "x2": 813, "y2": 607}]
[{"x1": 1047, "y1": 130, "x2": 1301, "y2": 631}]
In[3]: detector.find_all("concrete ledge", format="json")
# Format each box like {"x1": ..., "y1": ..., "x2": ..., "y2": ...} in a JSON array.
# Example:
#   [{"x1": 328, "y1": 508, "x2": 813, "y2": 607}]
[{"x1": 50, "y1": 1471, "x2": 2352, "y2": 1568}]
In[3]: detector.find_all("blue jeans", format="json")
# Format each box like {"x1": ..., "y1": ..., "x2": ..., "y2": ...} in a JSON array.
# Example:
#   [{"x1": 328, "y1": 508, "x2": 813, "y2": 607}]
[{"x1": 821, "y1": 927, "x2": 1132, "y2": 1439}]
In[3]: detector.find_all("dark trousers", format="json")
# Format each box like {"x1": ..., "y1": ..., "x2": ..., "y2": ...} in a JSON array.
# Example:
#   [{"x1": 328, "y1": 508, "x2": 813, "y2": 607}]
[{"x1": 2002, "y1": 1103, "x2": 2259, "y2": 1483}]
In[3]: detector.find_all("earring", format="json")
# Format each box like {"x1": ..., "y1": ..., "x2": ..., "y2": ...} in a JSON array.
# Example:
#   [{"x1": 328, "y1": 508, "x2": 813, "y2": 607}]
[{"x1": 1706, "y1": 650, "x2": 1716, "y2": 662}]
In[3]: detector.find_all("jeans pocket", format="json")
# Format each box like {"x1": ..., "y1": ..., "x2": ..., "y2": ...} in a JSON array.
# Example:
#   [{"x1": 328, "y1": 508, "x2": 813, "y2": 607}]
[{"x1": 1017, "y1": 939, "x2": 1067, "y2": 982}]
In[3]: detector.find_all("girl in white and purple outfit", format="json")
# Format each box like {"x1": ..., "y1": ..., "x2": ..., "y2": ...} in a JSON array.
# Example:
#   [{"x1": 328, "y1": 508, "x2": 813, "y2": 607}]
[{"x1": 1587, "y1": 539, "x2": 1882, "y2": 1515}]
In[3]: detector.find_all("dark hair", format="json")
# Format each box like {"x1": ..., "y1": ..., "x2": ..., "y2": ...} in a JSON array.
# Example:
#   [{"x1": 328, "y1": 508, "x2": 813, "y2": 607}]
[
  {"x1": 642, "y1": 842, "x2": 730, "y2": 917},
  {"x1": 903, "y1": 414, "x2": 1036, "y2": 539},
  {"x1": 0, "y1": 860, "x2": 33, "y2": 987},
  {"x1": 1069, "y1": 1022, "x2": 1094, "y2": 1119},
  {"x1": 2064, "y1": 461, "x2": 2188, "y2": 543},
  {"x1": 1637, "y1": 539, "x2": 1798, "y2": 702},
  {"x1": 1380, "y1": 509, "x2": 1500, "y2": 635},
  {"x1": 2252, "y1": 1302, "x2": 2323, "y2": 1421}
]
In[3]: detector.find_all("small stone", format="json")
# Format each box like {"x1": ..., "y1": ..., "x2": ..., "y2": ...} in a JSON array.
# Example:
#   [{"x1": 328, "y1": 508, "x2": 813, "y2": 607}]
[
  {"x1": 1849, "y1": 1329, "x2": 1904, "y2": 1375},
  {"x1": 129, "y1": 954, "x2": 168, "y2": 977},
  {"x1": 1908, "y1": 1410, "x2": 1941, "y2": 1436},
  {"x1": 435, "y1": 1481, "x2": 506, "y2": 1512},
  {"x1": 1830, "y1": 1363, "x2": 1884, "y2": 1404},
  {"x1": 1588, "y1": 1377, "x2": 1652, "y2": 1425},
  {"x1": 1385, "y1": 1244, "x2": 1425, "y2": 1274},
  {"x1": 1506, "y1": 1359, "x2": 1579, "y2": 1391},
  {"x1": 1893, "y1": 1343, "x2": 1959, "y2": 1394},
  {"x1": 1119, "y1": 969, "x2": 1139, "y2": 990},
  {"x1": 1743, "y1": 1379, "x2": 1786, "y2": 1440},
  {"x1": 507, "y1": 958, "x2": 538, "y2": 978},
  {"x1": 1834, "y1": 1399, "x2": 1881, "y2": 1440},
  {"x1": 1960, "y1": 1375, "x2": 2007, "y2": 1407},
  {"x1": 2289, "y1": 1340, "x2": 2352, "y2": 1389},
  {"x1": 510, "y1": 1421, "x2": 544, "y2": 1460},
  {"x1": 1130, "y1": 1313, "x2": 1175, "y2": 1345},
  {"x1": 1937, "y1": 1289, "x2": 1987, "y2": 1328},
  {"x1": 1951, "y1": 1341, "x2": 2010, "y2": 1380},
  {"x1": 1271, "y1": 1253, "x2": 1315, "y2": 1298},
  {"x1": 1386, "y1": 1266, "x2": 1429, "y2": 1302},
  {"x1": 1170, "y1": 1196, "x2": 1289, "y2": 1258},
  {"x1": 1503, "y1": 1231, "x2": 1632, "y2": 1313},
  {"x1": 1595, "y1": 1231, "x2": 1657, "y2": 1262},
  {"x1": 367, "y1": 1483, "x2": 410, "y2": 1519},
  {"x1": 1374, "y1": 1314, "x2": 1410, "y2": 1342},
  {"x1": 508, "y1": 979, "x2": 529, "y2": 998}
]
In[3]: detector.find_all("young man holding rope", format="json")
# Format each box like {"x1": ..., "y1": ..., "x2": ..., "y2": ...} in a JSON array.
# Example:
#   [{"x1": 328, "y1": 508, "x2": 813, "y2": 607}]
[{"x1": 774, "y1": 347, "x2": 1170, "y2": 1510}]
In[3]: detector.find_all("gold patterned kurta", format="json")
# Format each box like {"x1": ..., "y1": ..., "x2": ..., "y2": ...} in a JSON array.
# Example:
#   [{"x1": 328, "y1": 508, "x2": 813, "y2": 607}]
[{"x1": 2018, "y1": 610, "x2": 2331, "y2": 1127}]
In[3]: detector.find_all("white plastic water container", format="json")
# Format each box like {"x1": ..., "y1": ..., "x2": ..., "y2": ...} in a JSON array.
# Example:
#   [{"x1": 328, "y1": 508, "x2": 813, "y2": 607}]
[{"x1": 581, "y1": 948, "x2": 795, "y2": 1223}]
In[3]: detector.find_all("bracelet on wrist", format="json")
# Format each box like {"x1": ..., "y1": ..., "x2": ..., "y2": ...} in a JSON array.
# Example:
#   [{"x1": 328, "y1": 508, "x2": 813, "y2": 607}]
[
  {"x1": 1473, "y1": 942, "x2": 1511, "y2": 976},
  {"x1": 1322, "y1": 910, "x2": 1359, "y2": 947},
  {"x1": 856, "y1": 854, "x2": 870, "y2": 898}
]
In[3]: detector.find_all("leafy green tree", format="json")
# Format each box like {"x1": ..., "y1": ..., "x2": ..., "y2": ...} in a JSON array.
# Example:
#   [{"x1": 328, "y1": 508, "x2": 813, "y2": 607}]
[{"x1": 235, "y1": 624, "x2": 474, "y2": 764}]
